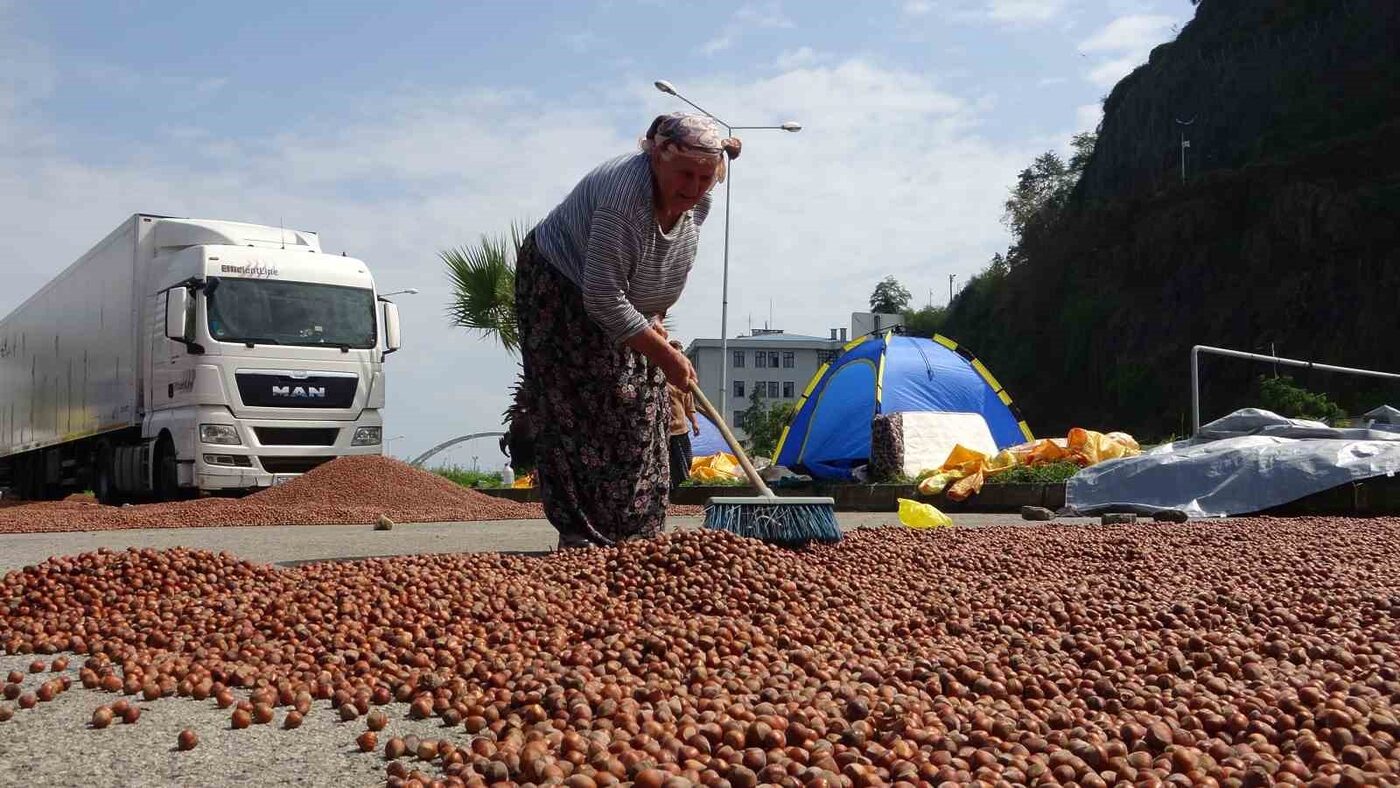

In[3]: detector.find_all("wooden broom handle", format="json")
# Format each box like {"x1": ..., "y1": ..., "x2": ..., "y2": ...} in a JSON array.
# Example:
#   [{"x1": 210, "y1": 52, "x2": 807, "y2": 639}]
[{"x1": 688, "y1": 381, "x2": 776, "y2": 498}]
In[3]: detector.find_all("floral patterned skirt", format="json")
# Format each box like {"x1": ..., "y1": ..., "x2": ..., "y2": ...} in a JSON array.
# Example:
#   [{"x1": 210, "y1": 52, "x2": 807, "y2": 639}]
[{"x1": 514, "y1": 231, "x2": 669, "y2": 546}]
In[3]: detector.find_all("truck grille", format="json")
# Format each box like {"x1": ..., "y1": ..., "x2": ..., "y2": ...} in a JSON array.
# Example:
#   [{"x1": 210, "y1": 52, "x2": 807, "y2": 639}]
[
  {"x1": 236, "y1": 372, "x2": 358, "y2": 409},
  {"x1": 259, "y1": 456, "x2": 334, "y2": 474},
  {"x1": 254, "y1": 427, "x2": 339, "y2": 446}
]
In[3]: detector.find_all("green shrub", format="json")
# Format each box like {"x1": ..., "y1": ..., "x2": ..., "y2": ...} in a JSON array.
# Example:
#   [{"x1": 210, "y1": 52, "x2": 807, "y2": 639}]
[
  {"x1": 1257, "y1": 375, "x2": 1346, "y2": 423},
  {"x1": 984, "y1": 461, "x2": 1082, "y2": 485},
  {"x1": 679, "y1": 477, "x2": 750, "y2": 488},
  {"x1": 433, "y1": 466, "x2": 503, "y2": 488}
]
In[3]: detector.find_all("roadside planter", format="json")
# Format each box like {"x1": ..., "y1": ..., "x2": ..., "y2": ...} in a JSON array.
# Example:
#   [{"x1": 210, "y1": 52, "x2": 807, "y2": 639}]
[{"x1": 480, "y1": 481, "x2": 1067, "y2": 512}]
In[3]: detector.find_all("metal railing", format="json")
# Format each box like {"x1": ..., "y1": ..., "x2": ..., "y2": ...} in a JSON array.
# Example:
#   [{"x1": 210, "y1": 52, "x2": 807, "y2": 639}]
[
  {"x1": 1191, "y1": 344, "x2": 1400, "y2": 434},
  {"x1": 409, "y1": 432, "x2": 506, "y2": 468}
]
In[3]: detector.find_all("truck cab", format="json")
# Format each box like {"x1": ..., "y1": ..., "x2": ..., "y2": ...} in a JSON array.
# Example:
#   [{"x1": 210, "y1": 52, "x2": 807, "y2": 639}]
[
  {"x1": 144, "y1": 218, "x2": 400, "y2": 498},
  {"x1": 0, "y1": 214, "x2": 401, "y2": 503}
]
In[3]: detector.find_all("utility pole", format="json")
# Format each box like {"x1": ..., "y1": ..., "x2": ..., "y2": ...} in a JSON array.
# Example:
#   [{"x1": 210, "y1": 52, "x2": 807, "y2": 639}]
[
  {"x1": 948, "y1": 274, "x2": 957, "y2": 305},
  {"x1": 1175, "y1": 117, "x2": 1195, "y2": 183}
]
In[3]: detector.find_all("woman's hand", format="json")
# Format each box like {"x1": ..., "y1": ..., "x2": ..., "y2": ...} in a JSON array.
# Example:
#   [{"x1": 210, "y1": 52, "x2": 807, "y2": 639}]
[
  {"x1": 659, "y1": 346, "x2": 697, "y2": 390},
  {"x1": 625, "y1": 322, "x2": 696, "y2": 390}
]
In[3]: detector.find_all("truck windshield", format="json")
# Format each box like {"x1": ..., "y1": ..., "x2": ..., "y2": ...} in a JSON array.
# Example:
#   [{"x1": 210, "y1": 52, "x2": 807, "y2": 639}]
[{"x1": 205, "y1": 277, "x2": 377, "y2": 349}]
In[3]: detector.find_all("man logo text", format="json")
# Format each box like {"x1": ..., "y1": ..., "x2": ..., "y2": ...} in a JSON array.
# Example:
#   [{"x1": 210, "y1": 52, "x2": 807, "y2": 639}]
[{"x1": 272, "y1": 386, "x2": 326, "y2": 398}]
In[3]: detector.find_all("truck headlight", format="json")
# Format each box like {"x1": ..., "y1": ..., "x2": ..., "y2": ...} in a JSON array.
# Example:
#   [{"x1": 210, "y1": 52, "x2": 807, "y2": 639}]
[
  {"x1": 352, "y1": 426, "x2": 382, "y2": 446},
  {"x1": 199, "y1": 424, "x2": 241, "y2": 445}
]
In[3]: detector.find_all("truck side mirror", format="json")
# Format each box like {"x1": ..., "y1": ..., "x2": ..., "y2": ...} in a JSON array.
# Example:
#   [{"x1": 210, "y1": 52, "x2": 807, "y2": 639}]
[
  {"x1": 165, "y1": 288, "x2": 191, "y2": 342},
  {"x1": 383, "y1": 301, "x2": 401, "y2": 353}
]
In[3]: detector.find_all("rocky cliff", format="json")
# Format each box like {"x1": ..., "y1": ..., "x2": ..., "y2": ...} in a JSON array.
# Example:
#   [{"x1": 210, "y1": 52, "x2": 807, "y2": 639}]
[{"x1": 943, "y1": 0, "x2": 1400, "y2": 441}]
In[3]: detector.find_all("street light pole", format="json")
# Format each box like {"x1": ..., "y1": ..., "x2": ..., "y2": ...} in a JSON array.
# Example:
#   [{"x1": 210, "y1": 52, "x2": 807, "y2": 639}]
[
  {"x1": 1175, "y1": 117, "x2": 1195, "y2": 184},
  {"x1": 654, "y1": 80, "x2": 801, "y2": 420}
]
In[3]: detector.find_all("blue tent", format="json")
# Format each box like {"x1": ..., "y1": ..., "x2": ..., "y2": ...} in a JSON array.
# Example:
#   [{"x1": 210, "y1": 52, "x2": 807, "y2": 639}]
[
  {"x1": 691, "y1": 412, "x2": 729, "y2": 457},
  {"x1": 773, "y1": 332, "x2": 1033, "y2": 480}
]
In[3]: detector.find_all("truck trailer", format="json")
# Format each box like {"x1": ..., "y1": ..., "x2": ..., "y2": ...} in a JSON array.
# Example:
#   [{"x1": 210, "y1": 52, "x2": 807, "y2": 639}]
[{"x1": 0, "y1": 213, "x2": 403, "y2": 502}]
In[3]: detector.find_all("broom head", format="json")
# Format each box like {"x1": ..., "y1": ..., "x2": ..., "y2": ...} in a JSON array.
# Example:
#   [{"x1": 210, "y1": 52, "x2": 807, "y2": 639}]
[{"x1": 702, "y1": 495, "x2": 842, "y2": 548}]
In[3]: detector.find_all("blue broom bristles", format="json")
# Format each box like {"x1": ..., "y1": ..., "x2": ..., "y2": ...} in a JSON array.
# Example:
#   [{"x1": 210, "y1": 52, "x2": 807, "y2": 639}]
[{"x1": 702, "y1": 501, "x2": 843, "y2": 547}]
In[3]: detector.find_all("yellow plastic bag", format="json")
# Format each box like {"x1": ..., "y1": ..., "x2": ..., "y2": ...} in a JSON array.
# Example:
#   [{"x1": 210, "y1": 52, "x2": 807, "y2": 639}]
[
  {"x1": 690, "y1": 452, "x2": 742, "y2": 482},
  {"x1": 916, "y1": 471, "x2": 958, "y2": 495},
  {"x1": 1068, "y1": 427, "x2": 1140, "y2": 465},
  {"x1": 898, "y1": 498, "x2": 953, "y2": 529}
]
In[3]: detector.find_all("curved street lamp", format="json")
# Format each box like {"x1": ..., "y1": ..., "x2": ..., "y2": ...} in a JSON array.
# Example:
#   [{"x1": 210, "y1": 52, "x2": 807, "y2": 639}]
[{"x1": 654, "y1": 79, "x2": 802, "y2": 420}]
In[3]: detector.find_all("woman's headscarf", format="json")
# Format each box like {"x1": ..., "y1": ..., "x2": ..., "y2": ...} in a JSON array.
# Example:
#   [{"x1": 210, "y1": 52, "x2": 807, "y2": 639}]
[{"x1": 641, "y1": 113, "x2": 741, "y2": 180}]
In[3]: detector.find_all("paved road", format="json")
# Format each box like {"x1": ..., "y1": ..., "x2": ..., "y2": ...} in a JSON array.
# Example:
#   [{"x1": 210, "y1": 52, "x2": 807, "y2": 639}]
[{"x1": 0, "y1": 512, "x2": 1101, "y2": 574}]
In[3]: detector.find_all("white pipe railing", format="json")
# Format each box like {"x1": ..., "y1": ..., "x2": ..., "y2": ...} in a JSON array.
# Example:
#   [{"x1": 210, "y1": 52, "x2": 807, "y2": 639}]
[{"x1": 1191, "y1": 345, "x2": 1400, "y2": 434}]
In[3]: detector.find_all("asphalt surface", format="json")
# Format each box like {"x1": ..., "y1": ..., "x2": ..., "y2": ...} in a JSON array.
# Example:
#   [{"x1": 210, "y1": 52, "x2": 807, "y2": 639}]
[
  {"x1": 0, "y1": 652, "x2": 469, "y2": 788},
  {"x1": 0, "y1": 512, "x2": 1101, "y2": 576}
]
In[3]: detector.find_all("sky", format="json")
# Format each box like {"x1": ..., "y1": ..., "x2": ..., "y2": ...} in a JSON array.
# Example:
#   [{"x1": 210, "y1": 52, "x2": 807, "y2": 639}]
[{"x1": 0, "y1": 0, "x2": 1194, "y2": 468}]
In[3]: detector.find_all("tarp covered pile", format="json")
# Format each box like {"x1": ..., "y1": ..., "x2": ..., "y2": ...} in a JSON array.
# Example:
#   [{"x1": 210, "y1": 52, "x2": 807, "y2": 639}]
[
  {"x1": 918, "y1": 428, "x2": 1141, "y2": 501},
  {"x1": 1065, "y1": 408, "x2": 1400, "y2": 517}
]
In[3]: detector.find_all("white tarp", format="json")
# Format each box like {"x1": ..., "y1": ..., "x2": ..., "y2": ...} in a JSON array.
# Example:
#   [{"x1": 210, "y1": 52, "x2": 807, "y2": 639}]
[
  {"x1": 899, "y1": 412, "x2": 998, "y2": 480},
  {"x1": 1065, "y1": 408, "x2": 1400, "y2": 518}
]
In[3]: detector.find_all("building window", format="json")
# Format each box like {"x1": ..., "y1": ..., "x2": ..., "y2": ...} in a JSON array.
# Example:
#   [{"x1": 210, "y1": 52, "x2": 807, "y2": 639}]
[
  {"x1": 768, "y1": 351, "x2": 779, "y2": 368},
  {"x1": 732, "y1": 350, "x2": 745, "y2": 368},
  {"x1": 783, "y1": 381, "x2": 795, "y2": 398},
  {"x1": 733, "y1": 380, "x2": 744, "y2": 398},
  {"x1": 782, "y1": 351, "x2": 795, "y2": 368},
  {"x1": 755, "y1": 352, "x2": 767, "y2": 368},
  {"x1": 734, "y1": 411, "x2": 744, "y2": 426},
  {"x1": 817, "y1": 350, "x2": 838, "y2": 364},
  {"x1": 767, "y1": 381, "x2": 780, "y2": 398}
]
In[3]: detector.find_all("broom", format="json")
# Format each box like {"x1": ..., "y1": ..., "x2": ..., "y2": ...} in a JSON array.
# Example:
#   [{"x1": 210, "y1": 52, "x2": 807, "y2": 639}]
[{"x1": 688, "y1": 381, "x2": 842, "y2": 547}]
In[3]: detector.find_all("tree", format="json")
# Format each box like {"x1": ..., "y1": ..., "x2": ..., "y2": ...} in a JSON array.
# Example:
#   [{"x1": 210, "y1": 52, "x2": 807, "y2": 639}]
[
  {"x1": 443, "y1": 221, "x2": 530, "y2": 353},
  {"x1": 442, "y1": 222, "x2": 534, "y2": 471},
  {"x1": 1001, "y1": 133, "x2": 1098, "y2": 254},
  {"x1": 1068, "y1": 131, "x2": 1097, "y2": 174},
  {"x1": 737, "y1": 389, "x2": 796, "y2": 459},
  {"x1": 869, "y1": 276, "x2": 912, "y2": 314},
  {"x1": 901, "y1": 305, "x2": 947, "y2": 337}
]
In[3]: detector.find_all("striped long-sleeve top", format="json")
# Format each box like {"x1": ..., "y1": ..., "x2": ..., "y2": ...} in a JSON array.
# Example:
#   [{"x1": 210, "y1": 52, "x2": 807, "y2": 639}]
[{"x1": 532, "y1": 152, "x2": 712, "y2": 342}]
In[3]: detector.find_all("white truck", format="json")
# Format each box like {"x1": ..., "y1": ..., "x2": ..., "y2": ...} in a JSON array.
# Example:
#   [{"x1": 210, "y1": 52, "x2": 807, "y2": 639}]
[{"x1": 0, "y1": 213, "x2": 402, "y2": 503}]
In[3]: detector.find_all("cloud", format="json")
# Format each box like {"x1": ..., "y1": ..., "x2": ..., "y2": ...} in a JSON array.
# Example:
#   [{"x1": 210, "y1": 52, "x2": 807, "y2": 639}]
[
  {"x1": 700, "y1": 35, "x2": 733, "y2": 56},
  {"x1": 0, "y1": 4, "x2": 55, "y2": 143},
  {"x1": 1075, "y1": 102, "x2": 1101, "y2": 131},
  {"x1": 900, "y1": 0, "x2": 1068, "y2": 28},
  {"x1": 563, "y1": 31, "x2": 601, "y2": 53},
  {"x1": 700, "y1": 2, "x2": 794, "y2": 56},
  {"x1": 987, "y1": 0, "x2": 1067, "y2": 25},
  {"x1": 1, "y1": 47, "x2": 1035, "y2": 461},
  {"x1": 775, "y1": 46, "x2": 823, "y2": 70},
  {"x1": 1078, "y1": 14, "x2": 1176, "y2": 87}
]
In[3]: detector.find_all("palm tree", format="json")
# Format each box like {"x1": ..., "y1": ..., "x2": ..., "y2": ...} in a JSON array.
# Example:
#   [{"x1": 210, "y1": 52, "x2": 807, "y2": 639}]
[
  {"x1": 442, "y1": 221, "x2": 530, "y2": 353},
  {"x1": 441, "y1": 221, "x2": 681, "y2": 477},
  {"x1": 443, "y1": 220, "x2": 680, "y2": 348},
  {"x1": 442, "y1": 221, "x2": 533, "y2": 473}
]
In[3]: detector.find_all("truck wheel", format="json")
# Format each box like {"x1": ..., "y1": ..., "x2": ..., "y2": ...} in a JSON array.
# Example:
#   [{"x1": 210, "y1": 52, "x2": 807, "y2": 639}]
[
  {"x1": 18, "y1": 455, "x2": 51, "y2": 501},
  {"x1": 13, "y1": 456, "x2": 35, "y2": 501},
  {"x1": 153, "y1": 437, "x2": 183, "y2": 502},
  {"x1": 94, "y1": 444, "x2": 122, "y2": 506}
]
